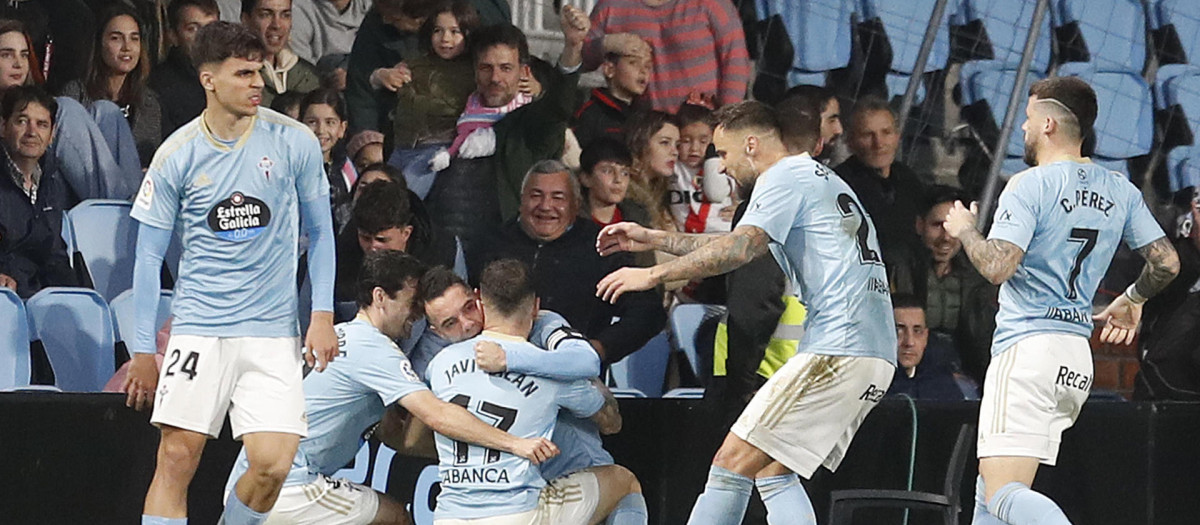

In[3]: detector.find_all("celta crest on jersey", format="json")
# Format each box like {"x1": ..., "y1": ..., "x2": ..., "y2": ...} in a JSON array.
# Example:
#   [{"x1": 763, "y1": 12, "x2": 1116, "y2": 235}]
[
  {"x1": 208, "y1": 191, "x2": 272, "y2": 241},
  {"x1": 258, "y1": 156, "x2": 275, "y2": 180}
]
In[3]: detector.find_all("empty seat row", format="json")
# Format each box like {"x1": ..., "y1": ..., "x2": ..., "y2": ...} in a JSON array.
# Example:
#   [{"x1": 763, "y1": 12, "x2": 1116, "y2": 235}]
[{"x1": 0, "y1": 286, "x2": 172, "y2": 392}]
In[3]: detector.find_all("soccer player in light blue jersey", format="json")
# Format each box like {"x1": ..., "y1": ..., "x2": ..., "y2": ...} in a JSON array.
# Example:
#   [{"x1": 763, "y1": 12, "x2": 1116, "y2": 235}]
[
  {"x1": 944, "y1": 77, "x2": 1179, "y2": 525},
  {"x1": 414, "y1": 266, "x2": 648, "y2": 524},
  {"x1": 224, "y1": 251, "x2": 559, "y2": 525},
  {"x1": 596, "y1": 101, "x2": 897, "y2": 525},
  {"x1": 427, "y1": 259, "x2": 641, "y2": 525},
  {"x1": 120, "y1": 22, "x2": 339, "y2": 525}
]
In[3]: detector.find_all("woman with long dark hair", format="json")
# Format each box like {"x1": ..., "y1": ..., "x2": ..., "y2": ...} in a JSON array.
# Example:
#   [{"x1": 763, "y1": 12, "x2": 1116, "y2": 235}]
[
  {"x1": 61, "y1": 5, "x2": 161, "y2": 167},
  {"x1": 300, "y1": 88, "x2": 356, "y2": 233}
]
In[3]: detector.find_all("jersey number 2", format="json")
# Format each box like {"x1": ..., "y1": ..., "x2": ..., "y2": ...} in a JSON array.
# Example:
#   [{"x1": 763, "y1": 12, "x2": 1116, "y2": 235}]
[
  {"x1": 837, "y1": 193, "x2": 882, "y2": 264},
  {"x1": 448, "y1": 394, "x2": 519, "y2": 465},
  {"x1": 1066, "y1": 228, "x2": 1099, "y2": 300}
]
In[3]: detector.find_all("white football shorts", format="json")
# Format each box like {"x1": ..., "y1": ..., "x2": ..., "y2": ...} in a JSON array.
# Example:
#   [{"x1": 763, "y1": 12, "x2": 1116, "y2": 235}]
[
  {"x1": 151, "y1": 334, "x2": 307, "y2": 439},
  {"x1": 731, "y1": 353, "x2": 895, "y2": 478},
  {"x1": 977, "y1": 333, "x2": 1092, "y2": 465}
]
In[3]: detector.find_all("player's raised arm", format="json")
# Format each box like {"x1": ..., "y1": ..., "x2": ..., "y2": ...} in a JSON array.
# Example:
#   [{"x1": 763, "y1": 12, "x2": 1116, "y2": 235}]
[
  {"x1": 596, "y1": 224, "x2": 769, "y2": 303},
  {"x1": 1093, "y1": 237, "x2": 1179, "y2": 345},
  {"x1": 399, "y1": 390, "x2": 560, "y2": 464},
  {"x1": 588, "y1": 381, "x2": 622, "y2": 435},
  {"x1": 944, "y1": 201, "x2": 1026, "y2": 285},
  {"x1": 596, "y1": 221, "x2": 723, "y2": 257}
]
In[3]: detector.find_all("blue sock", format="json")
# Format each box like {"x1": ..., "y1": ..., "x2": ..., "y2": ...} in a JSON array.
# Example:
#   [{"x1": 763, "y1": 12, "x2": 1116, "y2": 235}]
[
  {"x1": 972, "y1": 476, "x2": 1007, "y2": 525},
  {"x1": 221, "y1": 490, "x2": 269, "y2": 525},
  {"x1": 988, "y1": 481, "x2": 1073, "y2": 525},
  {"x1": 141, "y1": 517, "x2": 186, "y2": 525},
  {"x1": 686, "y1": 466, "x2": 754, "y2": 525},
  {"x1": 605, "y1": 492, "x2": 648, "y2": 525},
  {"x1": 755, "y1": 473, "x2": 816, "y2": 525}
]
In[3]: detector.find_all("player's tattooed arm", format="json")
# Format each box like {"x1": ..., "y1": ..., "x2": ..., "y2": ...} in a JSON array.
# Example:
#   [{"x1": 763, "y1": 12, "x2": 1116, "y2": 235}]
[
  {"x1": 654, "y1": 231, "x2": 726, "y2": 256},
  {"x1": 1132, "y1": 236, "x2": 1180, "y2": 300},
  {"x1": 958, "y1": 229, "x2": 1025, "y2": 285},
  {"x1": 590, "y1": 380, "x2": 623, "y2": 435},
  {"x1": 652, "y1": 225, "x2": 770, "y2": 283}
]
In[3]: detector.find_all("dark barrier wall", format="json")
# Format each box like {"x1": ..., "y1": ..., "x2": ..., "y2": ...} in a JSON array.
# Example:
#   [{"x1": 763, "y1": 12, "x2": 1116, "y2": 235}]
[{"x1": 1, "y1": 394, "x2": 1197, "y2": 524}]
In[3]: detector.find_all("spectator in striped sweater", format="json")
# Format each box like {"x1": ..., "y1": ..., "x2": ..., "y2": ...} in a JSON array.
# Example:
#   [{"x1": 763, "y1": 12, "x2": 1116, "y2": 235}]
[{"x1": 581, "y1": 0, "x2": 751, "y2": 112}]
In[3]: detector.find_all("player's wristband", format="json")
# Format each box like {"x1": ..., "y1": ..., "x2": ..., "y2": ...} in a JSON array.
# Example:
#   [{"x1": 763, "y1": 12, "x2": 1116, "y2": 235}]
[{"x1": 1123, "y1": 284, "x2": 1148, "y2": 305}]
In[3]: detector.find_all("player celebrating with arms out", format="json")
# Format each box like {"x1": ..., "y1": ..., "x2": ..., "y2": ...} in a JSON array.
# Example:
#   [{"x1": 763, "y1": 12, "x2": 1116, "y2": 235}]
[
  {"x1": 595, "y1": 101, "x2": 897, "y2": 525},
  {"x1": 122, "y1": 22, "x2": 339, "y2": 525},
  {"x1": 944, "y1": 77, "x2": 1179, "y2": 524}
]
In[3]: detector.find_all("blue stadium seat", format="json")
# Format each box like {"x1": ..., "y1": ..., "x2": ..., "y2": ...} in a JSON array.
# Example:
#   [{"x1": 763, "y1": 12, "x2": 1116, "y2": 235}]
[
  {"x1": 756, "y1": 0, "x2": 856, "y2": 73},
  {"x1": 1152, "y1": 0, "x2": 1200, "y2": 96},
  {"x1": 67, "y1": 199, "x2": 138, "y2": 302},
  {"x1": 0, "y1": 288, "x2": 30, "y2": 390},
  {"x1": 608, "y1": 331, "x2": 670, "y2": 397},
  {"x1": 960, "y1": 63, "x2": 1046, "y2": 175},
  {"x1": 60, "y1": 213, "x2": 75, "y2": 268},
  {"x1": 956, "y1": 0, "x2": 1053, "y2": 71},
  {"x1": 1165, "y1": 146, "x2": 1200, "y2": 192},
  {"x1": 610, "y1": 388, "x2": 647, "y2": 399},
  {"x1": 1060, "y1": 64, "x2": 1155, "y2": 161},
  {"x1": 886, "y1": 72, "x2": 927, "y2": 106},
  {"x1": 863, "y1": 0, "x2": 955, "y2": 74},
  {"x1": 1163, "y1": 69, "x2": 1200, "y2": 136},
  {"x1": 668, "y1": 304, "x2": 725, "y2": 381},
  {"x1": 25, "y1": 287, "x2": 117, "y2": 392},
  {"x1": 663, "y1": 387, "x2": 706, "y2": 399},
  {"x1": 109, "y1": 289, "x2": 173, "y2": 345},
  {"x1": 1055, "y1": 0, "x2": 1148, "y2": 74}
]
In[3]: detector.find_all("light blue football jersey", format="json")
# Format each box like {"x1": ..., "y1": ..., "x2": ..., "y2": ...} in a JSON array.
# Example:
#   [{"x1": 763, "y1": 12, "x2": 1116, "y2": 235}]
[
  {"x1": 131, "y1": 108, "x2": 328, "y2": 338},
  {"x1": 739, "y1": 154, "x2": 897, "y2": 364},
  {"x1": 988, "y1": 161, "x2": 1165, "y2": 354},
  {"x1": 426, "y1": 331, "x2": 605, "y2": 520},
  {"x1": 225, "y1": 316, "x2": 428, "y2": 493},
  {"x1": 413, "y1": 311, "x2": 611, "y2": 481}
]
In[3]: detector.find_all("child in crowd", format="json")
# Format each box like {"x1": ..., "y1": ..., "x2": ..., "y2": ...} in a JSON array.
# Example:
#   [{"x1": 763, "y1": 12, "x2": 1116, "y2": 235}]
[
  {"x1": 389, "y1": 0, "x2": 480, "y2": 199},
  {"x1": 347, "y1": 130, "x2": 385, "y2": 172},
  {"x1": 300, "y1": 89, "x2": 356, "y2": 232},
  {"x1": 572, "y1": 36, "x2": 651, "y2": 149},
  {"x1": 577, "y1": 137, "x2": 650, "y2": 228},
  {"x1": 670, "y1": 102, "x2": 736, "y2": 234}
]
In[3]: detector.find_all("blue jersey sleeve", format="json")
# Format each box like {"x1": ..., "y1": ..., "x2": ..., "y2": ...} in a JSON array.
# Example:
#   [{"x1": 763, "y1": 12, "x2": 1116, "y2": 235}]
[
  {"x1": 739, "y1": 167, "x2": 804, "y2": 244},
  {"x1": 293, "y1": 128, "x2": 329, "y2": 203},
  {"x1": 556, "y1": 379, "x2": 606, "y2": 419},
  {"x1": 346, "y1": 331, "x2": 430, "y2": 405},
  {"x1": 506, "y1": 311, "x2": 601, "y2": 381},
  {"x1": 988, "y1": 173, "x2": 1040, "y2": 250},
  {"x1": 130, "y1": 158, "x2": 181, "y2": 230},
  {"x1": 1122, "y1": 192, "x2": 1166, "y2": 250}
]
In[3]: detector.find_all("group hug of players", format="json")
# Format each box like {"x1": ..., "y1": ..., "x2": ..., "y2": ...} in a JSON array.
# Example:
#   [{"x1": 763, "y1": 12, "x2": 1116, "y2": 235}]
[{"x1": 123, "y1": 20, "x2": 1181, "y2": 525}]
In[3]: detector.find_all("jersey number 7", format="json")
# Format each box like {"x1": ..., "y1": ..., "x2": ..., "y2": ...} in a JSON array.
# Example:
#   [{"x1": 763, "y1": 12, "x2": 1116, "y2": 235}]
[
  {"x1": 1066, "y1": 228, "x2": 1098, "y2": 300},
  {"x1": 837, "y1": 193, "x2": 882, "y2": 265},
  {"x1": 448, "y1": 394, "x2": 519, "y2": 465}
]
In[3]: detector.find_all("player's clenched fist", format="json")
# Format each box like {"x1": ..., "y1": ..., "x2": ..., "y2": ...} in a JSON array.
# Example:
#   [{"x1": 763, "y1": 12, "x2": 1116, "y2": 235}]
[
  {"x1": 512, "y1": 437, "x2": 560, "y2": 464},
  {"x1": 306, "y1": 311, "x2": 338, "y2": 372},
  {"x1": 943, "y1": 200, "x2": 979, "y2": 239},
  {"x1": 596, "y1": 221, "x2": 656, "y2": 256},
  {"x1": 474, "y1": 340, "x2": 507, "y2": 373}
]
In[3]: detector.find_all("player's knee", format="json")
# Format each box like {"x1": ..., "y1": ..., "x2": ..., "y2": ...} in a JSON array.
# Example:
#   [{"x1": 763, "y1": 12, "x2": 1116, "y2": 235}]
[
  {"x1": 243, "y1": 458, "x2": 291, "y2": 488},
  {"x1": 612, "y1": 465, "x2": 642, "y2": 494},
  {"x1": 156, "y1": 437, "x2": 204, "y2": 473},
  {"x1": 711, "y1": 439, "x2": 763, "y2": 475}
]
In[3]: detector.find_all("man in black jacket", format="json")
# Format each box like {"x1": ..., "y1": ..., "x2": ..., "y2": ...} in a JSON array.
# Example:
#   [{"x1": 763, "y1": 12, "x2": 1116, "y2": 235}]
[
  {"x1": 834, "y1": 96, "x2": 927, "y2": 265},
  {"x1": 150, "y1": 0, "x2": 219, "y2": 139},
  {"x1": 0, "y1": 87, "x2": 76, "y2": 298},
  {"x1": 467, "y1": 160, "x2": 665, "y2": 363}
]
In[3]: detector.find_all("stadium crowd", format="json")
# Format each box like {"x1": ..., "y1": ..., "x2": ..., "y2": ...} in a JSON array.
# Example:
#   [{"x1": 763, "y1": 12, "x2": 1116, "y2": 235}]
[{"x1": 2, "y1": 0, "x2": 1200, "y2": 522}]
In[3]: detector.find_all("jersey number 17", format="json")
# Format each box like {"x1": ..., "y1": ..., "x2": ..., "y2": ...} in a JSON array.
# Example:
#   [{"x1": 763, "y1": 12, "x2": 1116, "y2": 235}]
[{"x1": 448, "y1": 394, "x2": 519, "y2": 464}]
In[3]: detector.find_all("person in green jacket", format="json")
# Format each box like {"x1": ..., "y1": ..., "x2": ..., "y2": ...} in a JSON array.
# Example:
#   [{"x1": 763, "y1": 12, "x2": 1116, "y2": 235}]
[
  {"x1": 346, "y1": 0, "x2": 509, "y2": 133},
  {"x1": 389, "y1": 0, "x2": 480, "y2": 199}
]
